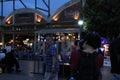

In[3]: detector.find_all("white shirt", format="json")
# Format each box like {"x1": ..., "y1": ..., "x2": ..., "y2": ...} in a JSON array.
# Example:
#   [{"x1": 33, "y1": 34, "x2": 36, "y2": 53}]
[{"x1": 0, "y1": 52, "x2": 5, "y2": 60}]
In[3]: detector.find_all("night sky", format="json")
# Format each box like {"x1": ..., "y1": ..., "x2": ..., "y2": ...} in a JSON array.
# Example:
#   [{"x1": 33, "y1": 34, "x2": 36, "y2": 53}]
[{"x1": 0, "y1": 0, "x2": 70, "y2": 16}]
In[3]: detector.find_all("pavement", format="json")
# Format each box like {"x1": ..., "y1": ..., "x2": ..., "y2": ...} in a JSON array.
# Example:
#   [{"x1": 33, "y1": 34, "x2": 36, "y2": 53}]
[{"x1": 0, "y1": 58, "x2": 112, "y2": 80}]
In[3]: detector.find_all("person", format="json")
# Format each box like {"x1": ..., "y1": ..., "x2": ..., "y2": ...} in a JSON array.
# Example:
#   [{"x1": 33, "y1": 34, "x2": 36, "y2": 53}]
[
  {"x1": 0, "y1": 49, "x2": 6, "y2": 60},
  {"x1": 43, "y1": 34, "x2": 59, "y2": 80},
  {"x1": 5, "y1": 49, "x2": 21, "y2": 73},
  {"x1": 61, "y1": 39, "x2": 72, "y2": 63},
  {"x1": 69, "y1": 40, "x2": 81, "y2": 75},
  {"x1": 95, "y1": 48, "x2": 104, "y2": 80},
  {"x1": 0, "y1": 49, "x2": 6, "y2": 73},
  {"x1": 109, "y1": 34, "x2": 120, "y2": 80},
  {"x1": 73, "y1": 32, "x2": 104, "y2": 80}
]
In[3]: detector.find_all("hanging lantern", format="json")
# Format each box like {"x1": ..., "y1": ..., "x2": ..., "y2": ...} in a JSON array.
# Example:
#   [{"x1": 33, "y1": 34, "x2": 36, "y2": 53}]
[
  {"x1": 6, "y1": 15, "x2": 13, "y2": 24},
  {"x1": 73, "y1": 10, "x2": 79, "y2": 20},
  {"x1": 36, "y1": 14, "x2": 42, "y2": 22},
  {"x1": 53, "y1": 15, "x2": 59, "y2": 21}
]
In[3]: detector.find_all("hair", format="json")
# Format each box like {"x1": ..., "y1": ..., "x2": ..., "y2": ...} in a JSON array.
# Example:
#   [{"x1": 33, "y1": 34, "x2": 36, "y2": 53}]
[
  {"x1": 2, "y1": 49, "x2": 7, "y2": 53},
  {"x1": 84, "y1": 32, "x2": 101, "y2": 49},
  {"x1": 74, "y1": 40, "x2": 79, "y2": 46},
  {"x1": 45, "y1": 33, "x2": 56, "y2": 42}
]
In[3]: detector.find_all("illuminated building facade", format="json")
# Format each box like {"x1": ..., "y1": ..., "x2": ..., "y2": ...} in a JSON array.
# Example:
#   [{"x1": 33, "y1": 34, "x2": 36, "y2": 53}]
[{"x1": 0, "y1": 0, "x2": 83, "y2": 50}]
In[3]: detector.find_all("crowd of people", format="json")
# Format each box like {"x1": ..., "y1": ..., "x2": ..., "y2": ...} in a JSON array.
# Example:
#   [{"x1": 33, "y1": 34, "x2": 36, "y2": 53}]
[
  {"x1": 0, "y1": 49, "x2": 21, "y2": 73},
  {"x1": 0, "y1": 32, "x2": 119, "y2": 80},
  {"x1": 43, "y1": 32, "x2": 105, "y2": 80},
  {"x1": 44, "y1": 32, "x2": 120, "y2": 80}
]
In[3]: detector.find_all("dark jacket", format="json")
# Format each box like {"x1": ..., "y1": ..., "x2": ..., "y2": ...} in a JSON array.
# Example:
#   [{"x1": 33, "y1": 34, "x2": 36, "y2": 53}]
[
  {"x1": 109, "y1": 37, "x2": 120, "y2": 74},
  {"x1": 73, "y1": 51, "x2": 104, "y2": 80}
]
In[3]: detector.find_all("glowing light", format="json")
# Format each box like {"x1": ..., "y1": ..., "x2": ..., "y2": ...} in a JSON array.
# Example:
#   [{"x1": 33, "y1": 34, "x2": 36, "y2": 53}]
[
  {"x1": 73, "y1": 36, "x2": 75, "y2": 38},
  {"x1": 0, "y1": 43, "x2": 3, "y2": 45},
  {"x1": 36, "y1": 14, "x2": 42, "y2": 22},
  {"x1": 78, "y1": 20, "x2": 83, "y2": 26},
  {"x1": 8, "y1": 40, "x2": 13, "y2": 44},
  {"x1": 73, "y1": 11, "x2": 79, "y2": 20},
  {"x1": 53, "y1": 15, "x2": 59, "y2": 21},
  {"x1": 6, "y1": 15, "x2": 12, "y2": 24}
]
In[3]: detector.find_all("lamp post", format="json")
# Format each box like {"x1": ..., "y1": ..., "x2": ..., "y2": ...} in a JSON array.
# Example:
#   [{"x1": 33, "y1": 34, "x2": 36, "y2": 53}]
[
  {"x1": 77, "y1": 0, "x2": 85, "y2": 40},
  {"x1": 78, "y1": 19, "x2": 83, "y2": 40}
]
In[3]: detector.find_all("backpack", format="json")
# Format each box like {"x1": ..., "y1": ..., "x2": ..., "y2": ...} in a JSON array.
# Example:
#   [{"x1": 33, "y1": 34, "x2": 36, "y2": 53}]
[{"x1": 73, "y1": 51, "x2": 100, "y2": 80}]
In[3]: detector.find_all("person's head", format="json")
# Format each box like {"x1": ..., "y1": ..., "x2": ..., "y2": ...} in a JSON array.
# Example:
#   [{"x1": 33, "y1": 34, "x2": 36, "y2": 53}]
[
  {"x1": 2, "y1": 49, "x2": 7, "y2": 53},
  {"x1": 78, "y1": 39, "x2": 85, "y2": 50},
  {"x1": 82, "y1": 32, "x2": 101, "y2": 49},
  {"x1": 45, "y1": 34, "x2": 55, "y2": 45}
]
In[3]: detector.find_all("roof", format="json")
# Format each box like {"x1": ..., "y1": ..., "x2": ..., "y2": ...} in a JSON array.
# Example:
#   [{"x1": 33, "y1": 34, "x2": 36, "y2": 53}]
[{"x1": 51, "y1": 0, "x2": 80, "y2": 18}]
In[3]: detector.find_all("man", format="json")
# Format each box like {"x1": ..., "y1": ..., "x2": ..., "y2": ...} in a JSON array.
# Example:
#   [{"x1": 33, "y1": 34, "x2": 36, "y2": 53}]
[
  {"x1": 0, "y1": 50, "x2": 6, "y2": 60},
  {"x1": 0, "y1": 49, "x2": 6, "y2": 73},
  {"x1": 43, "y1": 34, "x2": 59, "y2": 80},
  {"x1": 109, "y1": 34, "x2": 120, "y2": 80},
  {"x1": 5, "y1": 50, "x2": 21, "y2": 73}
]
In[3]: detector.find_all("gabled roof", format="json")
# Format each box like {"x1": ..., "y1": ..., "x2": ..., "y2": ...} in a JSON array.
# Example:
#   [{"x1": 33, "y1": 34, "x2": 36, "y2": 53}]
[
  {"x1": 3, "y1": 8, "x2": 50, "y2": 23},
  {"x1": 50, "y1": 0, "x2": 80, "y2": 19}
]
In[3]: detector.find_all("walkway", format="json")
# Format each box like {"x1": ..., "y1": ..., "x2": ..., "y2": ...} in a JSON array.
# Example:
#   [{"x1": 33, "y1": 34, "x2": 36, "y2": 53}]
[{"x1": 0, "y1": 59, "x2": 112, "y2": 80}]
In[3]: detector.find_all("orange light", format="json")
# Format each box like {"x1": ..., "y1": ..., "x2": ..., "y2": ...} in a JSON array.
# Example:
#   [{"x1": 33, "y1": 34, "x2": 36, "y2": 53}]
[
  {"x1": 73, "y1": 11, "x2": 79, "y2": 20},
  {"x1": 53, "y1": 15, "x2": 59, "y2": 21},
  {"x1": 7, "y1": 20, "x2": 11, "y2": 24},
  {"x1": 6, "y1": 16, "x2": 12, "y2": 24},
  {"x1": 54, "y1": 17, "x2": 59, "y2": 21},
  {"x1": 36, "y1": 14, "x2": 42, "y2": 22}
]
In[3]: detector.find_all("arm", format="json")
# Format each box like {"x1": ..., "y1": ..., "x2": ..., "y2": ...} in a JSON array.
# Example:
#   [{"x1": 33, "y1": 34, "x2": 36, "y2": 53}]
[
  {"x1": 52, "y1": 56, "x2": 56, "y2": 68},
  {"x1": 51, "y1": 45, "x2": 57, "y2": 72},
  {"x1": 95, "y1": 54, "x2": 104, "y2": 69}
]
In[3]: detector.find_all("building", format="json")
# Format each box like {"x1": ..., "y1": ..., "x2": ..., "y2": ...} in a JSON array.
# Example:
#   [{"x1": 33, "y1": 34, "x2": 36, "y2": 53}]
[{"x1": 0, "y1": 0, "x2": 83, "y2": 52}]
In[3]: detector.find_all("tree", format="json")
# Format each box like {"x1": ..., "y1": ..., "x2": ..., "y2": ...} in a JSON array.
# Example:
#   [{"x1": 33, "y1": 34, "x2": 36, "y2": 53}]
[{"x1": 83, "y1": 0, "x2": 120, "y2": 40}]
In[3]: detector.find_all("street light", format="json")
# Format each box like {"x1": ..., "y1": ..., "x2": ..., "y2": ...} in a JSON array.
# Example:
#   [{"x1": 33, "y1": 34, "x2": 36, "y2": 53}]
[
  {"x1": 77, "y1": 0, "x2": 85, "y2": 40},
  {"x1": 78, "y1": 19, "x2": 83, "y2": 40},
  {"x1": 78, "y1": 19, "x2": 83, "y2": 26}
]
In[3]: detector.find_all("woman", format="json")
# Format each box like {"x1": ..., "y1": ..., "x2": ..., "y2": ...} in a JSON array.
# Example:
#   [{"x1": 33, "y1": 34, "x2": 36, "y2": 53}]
[{"x1": 73, "y1": 32, "x2": 104, "y2": 80}]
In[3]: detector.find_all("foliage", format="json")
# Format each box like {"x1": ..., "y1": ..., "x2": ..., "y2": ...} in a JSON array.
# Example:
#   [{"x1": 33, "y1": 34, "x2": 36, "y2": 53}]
[{"x1": 83, "y1": 0, "x2": 120, "y2": 39}]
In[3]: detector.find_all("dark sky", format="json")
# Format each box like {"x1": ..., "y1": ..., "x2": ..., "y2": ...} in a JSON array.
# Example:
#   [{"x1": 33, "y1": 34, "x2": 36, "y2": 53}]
[{"x1": 0, "y1": 0, "x2": 70, "y2": 16}]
